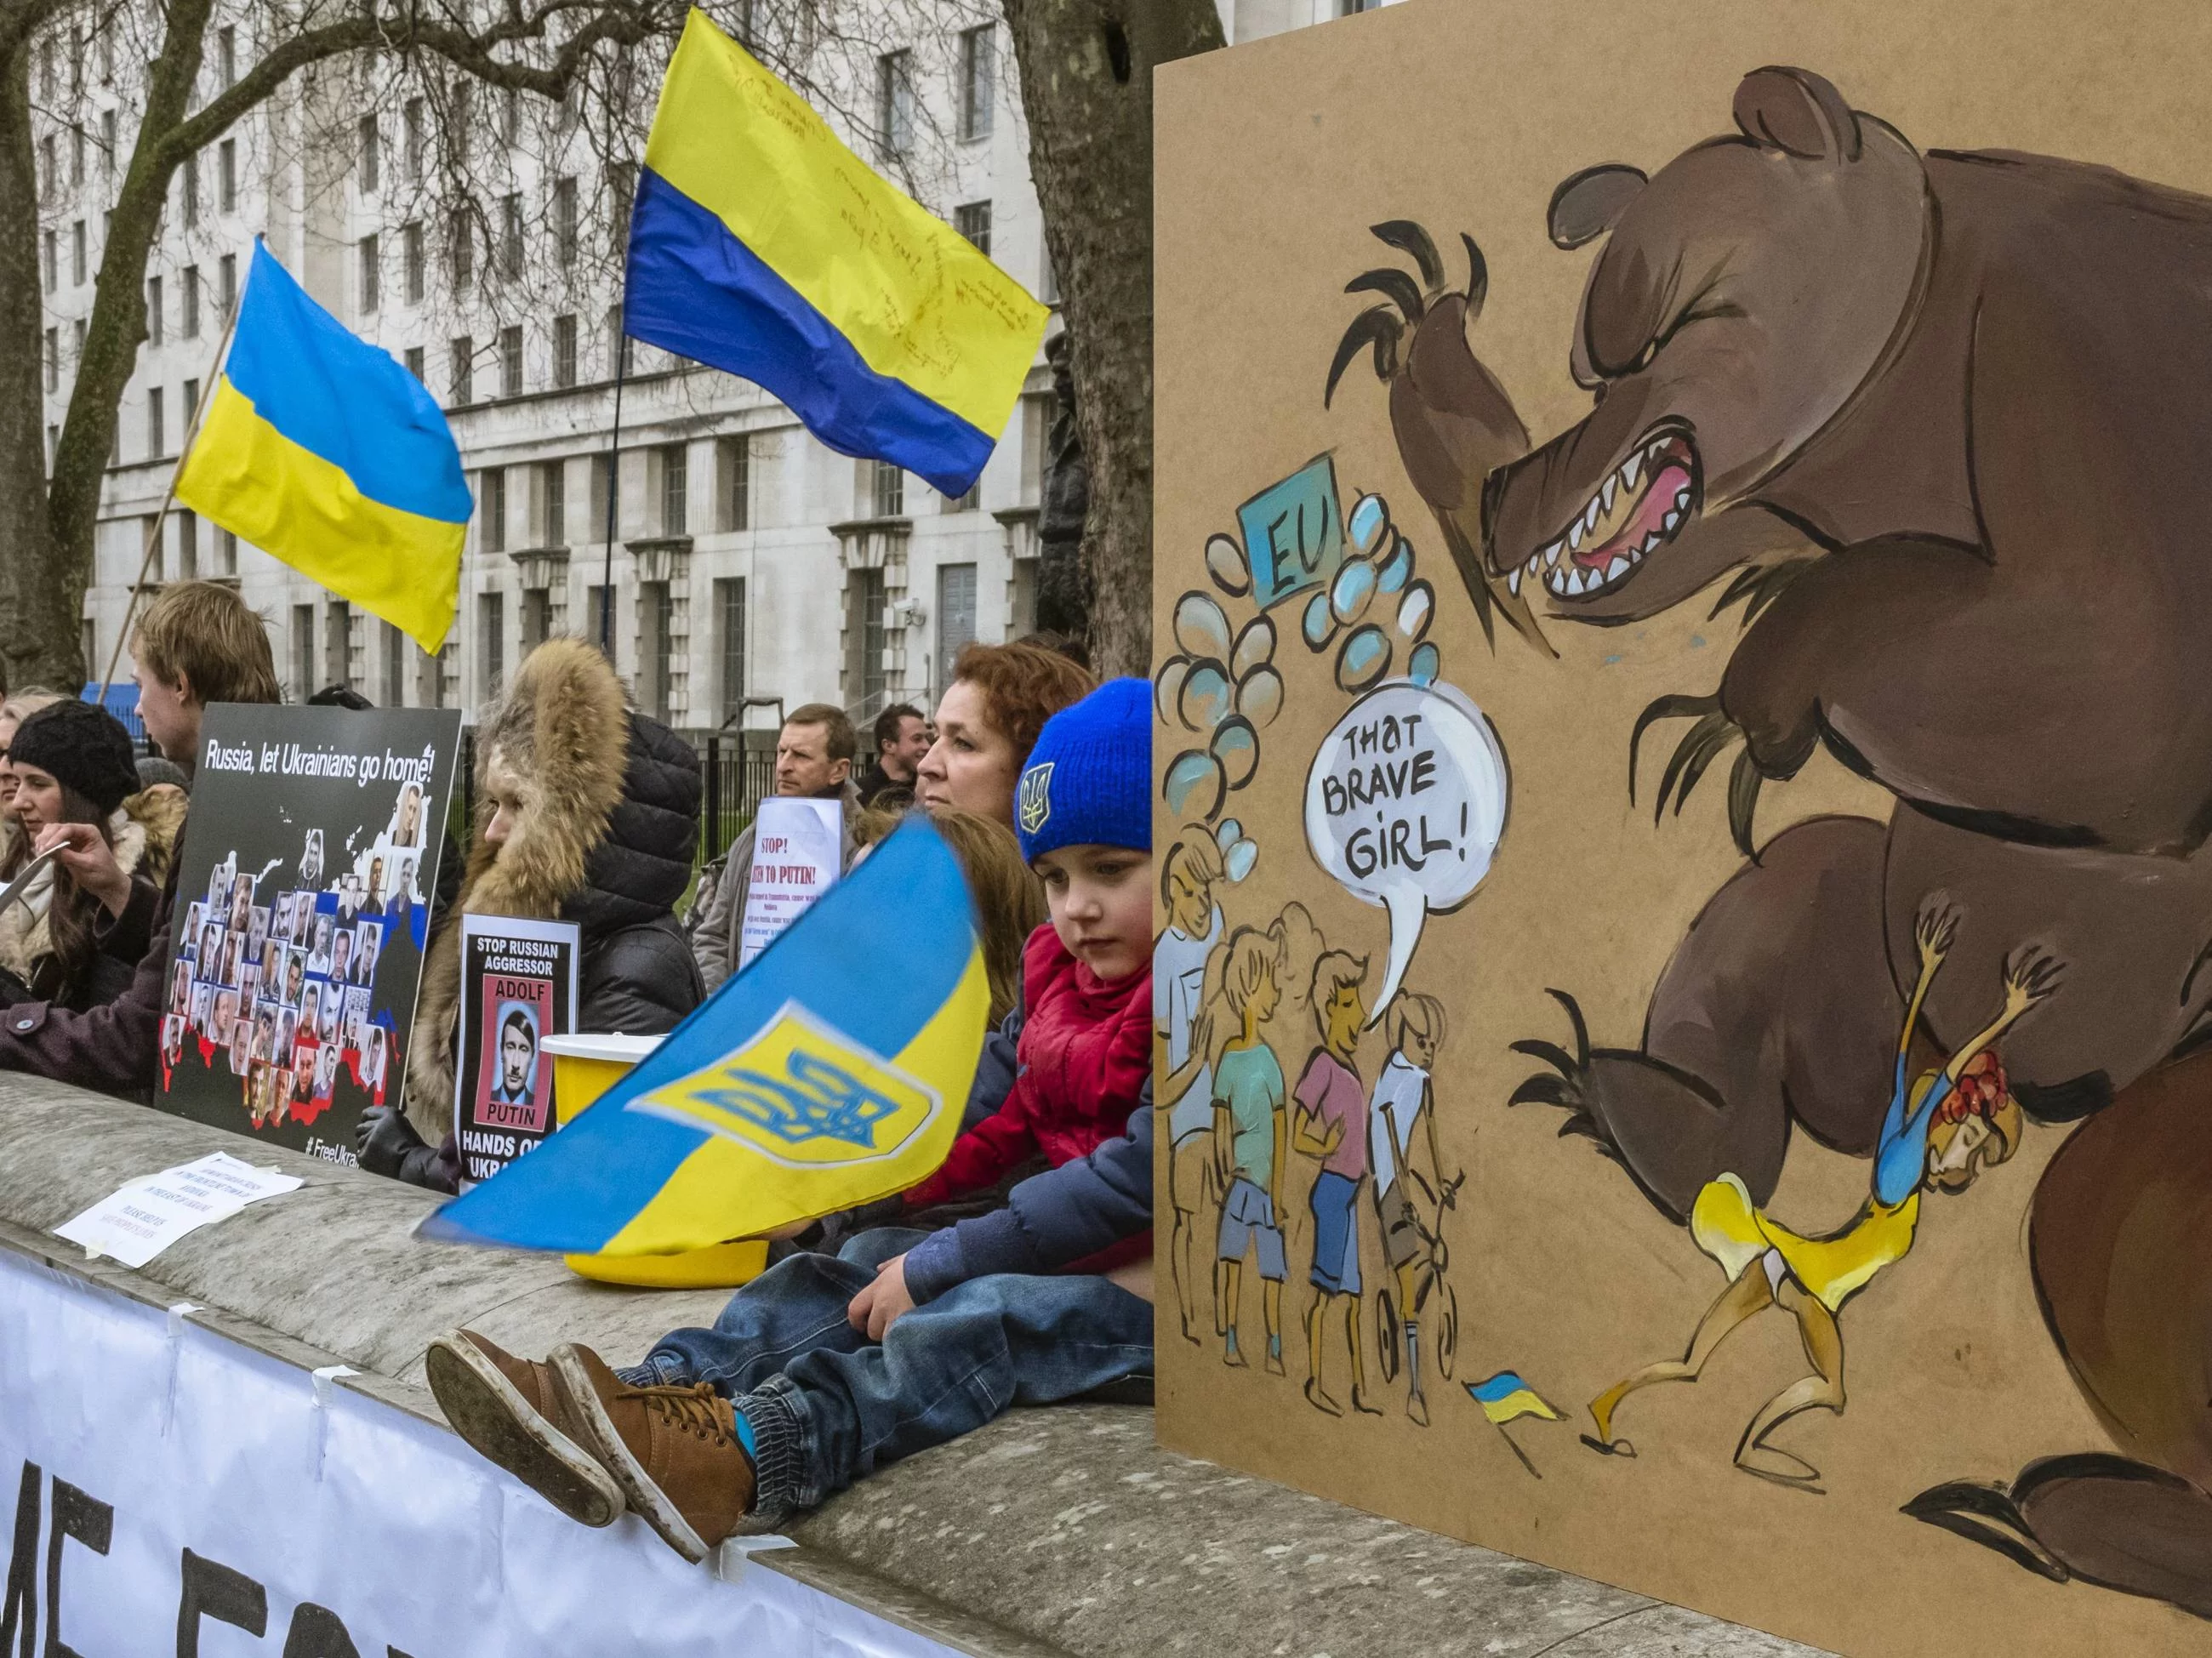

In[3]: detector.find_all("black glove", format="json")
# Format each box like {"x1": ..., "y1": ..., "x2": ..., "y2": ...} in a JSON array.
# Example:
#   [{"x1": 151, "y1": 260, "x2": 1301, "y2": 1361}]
[{"x1": 356, "y1": 1105, "x2": 427, "y2": 1179}]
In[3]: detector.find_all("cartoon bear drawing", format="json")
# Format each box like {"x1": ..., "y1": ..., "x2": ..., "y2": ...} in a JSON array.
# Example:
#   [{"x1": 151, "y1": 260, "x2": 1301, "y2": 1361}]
[{"x1": 1333, "y1": 66, "x2": 2212, "y2": 1618}]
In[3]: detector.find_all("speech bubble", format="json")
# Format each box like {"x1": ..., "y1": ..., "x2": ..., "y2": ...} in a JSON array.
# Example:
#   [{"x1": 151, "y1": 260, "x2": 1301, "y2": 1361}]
[{"x1": 1303, "y1": 680, "x2": 1508, "y2": 1023}]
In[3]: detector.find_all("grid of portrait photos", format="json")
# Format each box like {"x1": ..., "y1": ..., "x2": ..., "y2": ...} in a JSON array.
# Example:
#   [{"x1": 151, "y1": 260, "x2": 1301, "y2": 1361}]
[{"x1": 157, "y1": 779, "x2": 433, "y2": 1131}]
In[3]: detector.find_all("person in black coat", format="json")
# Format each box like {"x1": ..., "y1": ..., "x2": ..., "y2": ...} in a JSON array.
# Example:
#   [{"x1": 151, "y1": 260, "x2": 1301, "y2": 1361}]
[{"x1": 357, "y1": 639, "x2": 704, "y2": 1189}]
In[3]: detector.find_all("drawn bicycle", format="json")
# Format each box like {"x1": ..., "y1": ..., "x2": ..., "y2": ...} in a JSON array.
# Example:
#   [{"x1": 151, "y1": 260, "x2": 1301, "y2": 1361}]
[{"x1": 1375, "y1": 1166, "x2": 1462, "y2": 1384}]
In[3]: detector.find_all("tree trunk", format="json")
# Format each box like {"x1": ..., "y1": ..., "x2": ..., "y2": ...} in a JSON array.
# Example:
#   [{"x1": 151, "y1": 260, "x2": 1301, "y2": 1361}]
[
  {"x1": 0, "y1": 42, "x2": 51, "y2": 692},
  {"x1": 1001, "y1": 0, "x2": 1222, "y2": 679}
]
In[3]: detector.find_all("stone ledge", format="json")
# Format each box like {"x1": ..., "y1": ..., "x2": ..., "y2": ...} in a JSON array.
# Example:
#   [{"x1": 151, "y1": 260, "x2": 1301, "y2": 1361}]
[{"x1": 0, "y1": 1076, "x2": 1826, "y2": 1657}]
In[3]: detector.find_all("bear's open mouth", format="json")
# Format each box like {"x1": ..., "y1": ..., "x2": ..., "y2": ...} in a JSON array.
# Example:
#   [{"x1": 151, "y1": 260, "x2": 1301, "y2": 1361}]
[{"x1": 1505, "y1": 427, "x2": 1700, "y2": 601}]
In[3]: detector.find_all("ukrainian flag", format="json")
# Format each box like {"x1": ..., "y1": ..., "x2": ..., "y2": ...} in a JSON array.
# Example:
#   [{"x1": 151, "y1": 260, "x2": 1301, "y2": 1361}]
[
  {"x1": 421, "y1": 818, "x2": 990, "y2": 1255},
  {"x1": 622, "y1": 10, "x2": 1048, "y2": 500},
  {"x1": 1467, "y1": 1371, "x2": 1562, "y2": 1426},
  {"x1": 176, "y1": 243, "x2": 468, "y2": 652}
]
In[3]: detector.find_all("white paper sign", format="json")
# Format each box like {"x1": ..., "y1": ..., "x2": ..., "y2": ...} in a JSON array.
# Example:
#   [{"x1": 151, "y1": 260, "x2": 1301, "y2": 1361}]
[
  {"x1": 52, "y1": 1151, "x2": 304, "y2": 1268},
  {"x1": 738, "y1": 796, "x2": 843, "y2": 971}
]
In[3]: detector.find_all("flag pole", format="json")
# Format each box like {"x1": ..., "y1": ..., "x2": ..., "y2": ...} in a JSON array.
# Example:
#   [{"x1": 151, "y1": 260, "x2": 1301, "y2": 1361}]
[
  {"x1": 96, "y1": 245, "x2": 250, "y2": 705},
  {"x1": 599, "y1": 47, "x2": 633, "y2": 659}
]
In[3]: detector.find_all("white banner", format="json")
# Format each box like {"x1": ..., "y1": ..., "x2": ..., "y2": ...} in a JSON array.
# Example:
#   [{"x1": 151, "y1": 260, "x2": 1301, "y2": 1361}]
[{"x1": 0, "y1": 1246, "x2": 955, "y2": 1657}]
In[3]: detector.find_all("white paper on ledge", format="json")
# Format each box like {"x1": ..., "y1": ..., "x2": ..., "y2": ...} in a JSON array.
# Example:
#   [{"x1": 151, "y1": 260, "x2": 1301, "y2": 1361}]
[{"x1": 54, "y1": 1151, "x2": 305, "y2": 1269}]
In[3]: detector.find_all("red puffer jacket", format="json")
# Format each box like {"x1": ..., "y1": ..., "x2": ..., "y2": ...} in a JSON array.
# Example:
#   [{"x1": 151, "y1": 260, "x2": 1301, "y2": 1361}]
[{"x1": 905, "y1": 925, "x2": 1150, "y2": 1209}]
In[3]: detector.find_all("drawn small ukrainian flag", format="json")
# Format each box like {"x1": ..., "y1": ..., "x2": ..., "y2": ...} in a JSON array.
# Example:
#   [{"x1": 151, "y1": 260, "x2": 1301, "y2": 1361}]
[
  {"x1": 175, "y1": 242, "x2": 468, "y2": 652},
  {"x1": 1468, "y1": 1371, "x2": 1564, "y2": 1426},
  {"x1": 420, "y1": 819, "x2": 990, "y2": 1256},
  {"x1": 621, "y1": 9, "x2": 1047, "y2": 499}
]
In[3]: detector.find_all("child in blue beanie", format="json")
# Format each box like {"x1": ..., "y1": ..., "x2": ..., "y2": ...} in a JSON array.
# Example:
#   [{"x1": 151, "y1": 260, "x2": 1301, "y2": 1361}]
[{"x1": 428, "y1": 679, "x2": 1158, "y2": 1559}]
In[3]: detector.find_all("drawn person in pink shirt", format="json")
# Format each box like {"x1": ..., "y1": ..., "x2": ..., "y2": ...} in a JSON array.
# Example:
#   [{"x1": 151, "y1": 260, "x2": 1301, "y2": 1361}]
[{"x1": 1291, "y1": 950, "x2": 1374, "y2": 1417}]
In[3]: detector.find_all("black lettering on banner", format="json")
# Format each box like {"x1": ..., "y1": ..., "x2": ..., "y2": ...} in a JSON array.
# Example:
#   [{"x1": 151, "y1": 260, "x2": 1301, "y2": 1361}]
[
  {"x1": 175, "y1": 1548, "x2": 266, "y2": 1657},
  {"x1": 281, "y1": 1603, "x2": 360, "y2": 1658},
  {"x1": 1, "y1": 1462, "x2": 37, "y2": 1658},
  {"x1": 42, "y1": 1479, "x2": 111, "y2": 1658}
]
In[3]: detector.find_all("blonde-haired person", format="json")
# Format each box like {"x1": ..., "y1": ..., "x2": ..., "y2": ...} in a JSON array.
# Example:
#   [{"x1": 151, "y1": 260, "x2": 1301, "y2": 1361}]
[
  {"x1": 1209, "y1": 925, "x2": 1289, "y2": 1375},
  {"x1": 128, "y1": 580, "x2": 282, "y2": 772},
  {"x1": 1156, "y1": 827, "x2": 1226, "y2": 1343}
]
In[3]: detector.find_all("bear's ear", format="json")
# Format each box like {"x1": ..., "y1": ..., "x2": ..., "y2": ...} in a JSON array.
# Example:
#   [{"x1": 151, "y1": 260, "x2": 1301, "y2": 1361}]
[
  {"x1": 1548, "y1": 165, "x2": 1647, "y2": 250},
  {"x1": 1734, "y1": 66, "x2": 1861, "y2": 162}
]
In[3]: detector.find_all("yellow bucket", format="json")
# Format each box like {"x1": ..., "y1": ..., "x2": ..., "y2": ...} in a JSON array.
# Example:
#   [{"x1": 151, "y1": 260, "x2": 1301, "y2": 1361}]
[{"x1": 544, "y1": 1034, "x2": 768, "y2": 1289}]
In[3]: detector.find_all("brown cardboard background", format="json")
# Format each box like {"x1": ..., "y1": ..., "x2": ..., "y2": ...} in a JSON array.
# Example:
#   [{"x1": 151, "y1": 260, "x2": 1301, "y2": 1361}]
[{"x1": 1149, "y1": 5, "x2": 2212, "y2": 1652}]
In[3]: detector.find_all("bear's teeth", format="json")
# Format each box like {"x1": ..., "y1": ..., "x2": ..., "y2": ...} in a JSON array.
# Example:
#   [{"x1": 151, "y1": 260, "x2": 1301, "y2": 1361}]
[
  {"x1": 1601, "y1": 476, "x2": 1617, "y2": 516},
  {"x1": 1664, "y1": 510, "x2": 1680, "y2": 533},
  {"x1": 1507, "y1": 567, "x2": 1522, "y2": 595},
  {"x1": 1606, "y1": 556, "x2": 1630, "y2": 584},
  {"x1": 1621, "y1": 452, "x2": 1642, "y2": 490}
]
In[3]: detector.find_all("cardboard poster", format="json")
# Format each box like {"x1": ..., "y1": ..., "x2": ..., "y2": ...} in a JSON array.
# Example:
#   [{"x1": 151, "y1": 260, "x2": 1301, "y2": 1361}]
[
  {"x1": 453, "y1": 915, "x2": 579, "y2": 1187},
  {"x1": 1153, "y1": 5, "x2": 2212, "y2": 1653},
  {"x1": 156, "y1": 705, "x2": 459, "y2": 1165},
  {"x1": 738, "y1": 796, "x2": 842, "y2": 971}
]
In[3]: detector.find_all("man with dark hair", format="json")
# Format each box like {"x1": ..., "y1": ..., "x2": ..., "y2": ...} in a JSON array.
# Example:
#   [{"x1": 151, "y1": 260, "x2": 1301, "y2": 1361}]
[
  {"x1": 691, "y1": 705, "x2": 862, "y2": 991},
  {"x1": 0, "y1": 585, "x2": 280, "y2": 1095},
  {"x1": 855, "y1": 702, "x2": 927, "y2": 808}
]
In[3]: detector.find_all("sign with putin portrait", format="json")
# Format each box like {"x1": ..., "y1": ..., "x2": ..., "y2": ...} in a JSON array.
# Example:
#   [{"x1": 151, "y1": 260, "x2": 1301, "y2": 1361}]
[{"x1": 453, "y1": 914, "x2": 579, "y2": 1187}]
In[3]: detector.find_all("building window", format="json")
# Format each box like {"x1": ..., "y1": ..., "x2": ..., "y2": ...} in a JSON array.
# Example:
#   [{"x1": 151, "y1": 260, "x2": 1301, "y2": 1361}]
[
  {"x1": 944, "y1": 475, "x2": 979, "y2": 512},
  {"x1": 846, "y1": 568, "x2": 887, "y2": 712},
  {"x1": 70, "y1": 126, "x2": 83, "y2": 187},
  {"x1": 552, "y1": 314, "x2": 577, "y2": 388},
  {"x1": 938, "y1": 562, "x2": 978, "y2": 675},
  {"x1": 100, "y1": 111, "x2": 115, "y2": 179},
  {"x1": 501, "y1": 85, "x2": 520, "y2": 144},
  {"x1": 71, "y1": 220, "x2": 86, "y2": 285},
  {"x1": 404, "y1": 99, "x2": 425, "y2": 181},
  {"x1": 42, "y1": 231, "x2": 55, "y2": 292},
  {"x1": 404, "y1": 345, "x2": 425, "y2": 381},
  {"x1": 214, "y1": 527, "x2": 236, "y2": 576},
  {"x1": 324, "y1": 599, "x2": 351, "y2": 691},
  {"x1": 219, "y1": 254, "x2": 236, "y2": 321},
  {"x1": 216, "y1": 24, "x2": 235, "y2": 86},
  {"x1": 868, "y1": 458, "x2": 904, "y2": 519},
  {"x1": 403, "y1": 221, "x2": 425, "y2": 303},
  {"x1": 954, "y1": 202, "x2": 991, "y2": 257},
  {"x1": 658, "y1": 443, "x2": 687, "y2": 535},
  {"x1": 589, "y1": 454, "x2": 612, "y2": 545},
  {"x1": 147, "y1": 386, "x2": 164, "y2": 459},
  {"x1": 358, "y1": 234, "x2": 379, "y2": 313},
  {"x1": 875, "y1": 51, "x2": 914, "y2": 159},
  {"x1": 554, "y1": 175, "x2": 578, "y2": 268},
  {"x1": 291, "y1": 606, "x2": 315, "y2": 700},
  {"x1": 175, "y1": 509, "x2": 198, "y2": 579},
  {"x1": 146, "y1": 275, "x2": 162, "y2": 345},
  {"x1": 638, "y1": 582, "x2": 672, "y2": 721},
  {"x1": 607, "y1": 161, "x2": 636, "y2": 241},
  {"x1": 451, "y1": 213, "x2": 474, "y2": 289},
  {"x1": 606, "y1": 308, "x2": 632, "y2": 377},
  {"x1": 183, "y1": 378, "x2": 198, "y2": 424},
  {"x1": 499, "y1": 192, "x2": 522, "y2": 278},
  {"x1": 499, "y1": 325, "x2": 522, "y2": 396},
  {"x1": 38, "y1": 134, "x2": 53, "y2": 202},
  {"x1": 182, "y1": 266, "x2": 200, "y2": 337},
  {"x1": 480, "y1": 466, "x2": 506, "y2": 553},
  {"x1": 71, "y1": 318, "x2": 83, "y2": 368},
  {"x1": 452, "y1": 81, "x2": 472, "y2": 165},
  {"x1": 479, "y1": 592, "x2": 505, "y2": 702},
  {"x1": 958, "y1": 26, "x2": 994, "y2": 141},
  {"x1": 542, "y1": 459, "x2": 567, "y2": 545},
  {"x1": 521, "y1": 588, "x2": 550, "y2": 652},
  {"x1": 218, "y1": 140, "x2": 236, "y2": 212},
  {"x1": 358, "y1": 115, "x2": 379, "y2": 191},
  {"x1": 43, "y1": 329, "x2": 56, "y2": 393},
  {"x1": 182, "y1": 152, "x2": 198, "y2": 226},
  {"x1": 718, "y1": 435, "x2": 750, "y2": 532},
  {"x1": 716, "y1": 578, "x2": 746, "y2": 721},
  {"x1": 585, "y1": 585, "x2": 613, "y2": 652},
  {"x1": 449, "y1": 336, "x2": 472, "y2": 405},
  {"x1": 383, "y1": 621, "x2": 406, "y2": 707}
]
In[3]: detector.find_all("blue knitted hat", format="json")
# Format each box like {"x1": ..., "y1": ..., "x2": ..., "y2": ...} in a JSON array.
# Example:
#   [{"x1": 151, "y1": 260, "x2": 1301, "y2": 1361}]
[{"x1": 1016, "y1": 678, "x2": 1151, "y2": 863}]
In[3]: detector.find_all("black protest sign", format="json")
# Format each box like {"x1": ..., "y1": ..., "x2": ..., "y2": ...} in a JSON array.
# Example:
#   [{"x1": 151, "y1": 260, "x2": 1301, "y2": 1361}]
[{"x1": 155, "y1": 705, "x2": 461, "y2": 1164}]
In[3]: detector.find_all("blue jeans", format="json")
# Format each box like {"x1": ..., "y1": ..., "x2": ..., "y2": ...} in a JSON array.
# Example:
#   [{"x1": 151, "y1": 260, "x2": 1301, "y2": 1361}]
[{"x1": 625, "y1": 1228, "x2": 1154, "y2": 1515}]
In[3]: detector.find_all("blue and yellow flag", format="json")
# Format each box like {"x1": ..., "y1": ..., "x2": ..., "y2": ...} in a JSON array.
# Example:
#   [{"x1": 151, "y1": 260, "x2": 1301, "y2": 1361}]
[
  {"x1": 420, "y1": 819, "x2": 991, "y2": 1256},
  {"x1": 622, "y1": 10, "x2": 1048, "y2": 499},
  {"x1": 176, "y1": 243, "x2": 468, "y2": 652},
  {"x1": 1467, "y1": 1371, "x2": 1563, "y2": 1426}
]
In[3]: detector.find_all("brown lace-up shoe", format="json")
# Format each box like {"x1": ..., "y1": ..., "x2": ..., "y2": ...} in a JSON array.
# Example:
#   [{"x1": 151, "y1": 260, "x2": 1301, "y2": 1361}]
[
  {"x1": 550, "y1": 1343, "x2": 756, "y2": 1563},
  {"x1": 425, "y1": 1330, "x2": 625, "y2": 1527}
]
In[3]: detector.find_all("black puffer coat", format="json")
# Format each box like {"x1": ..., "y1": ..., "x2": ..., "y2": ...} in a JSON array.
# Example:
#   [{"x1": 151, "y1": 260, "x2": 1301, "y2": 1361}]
[{"x1": 567, "y1": 711, "x2": 707, "y2": 1033}]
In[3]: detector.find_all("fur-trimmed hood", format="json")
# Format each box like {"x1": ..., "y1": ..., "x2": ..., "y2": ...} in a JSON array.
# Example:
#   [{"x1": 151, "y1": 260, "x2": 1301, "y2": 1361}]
[{"x1": 406, "y1": 639, "x2": 701, "y2": 1137}]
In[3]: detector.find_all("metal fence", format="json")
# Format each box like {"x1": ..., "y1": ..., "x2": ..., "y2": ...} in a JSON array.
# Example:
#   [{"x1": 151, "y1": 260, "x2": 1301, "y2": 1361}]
[{"x1": 453, "y1": 726, "x2": 774, "y2": 868}]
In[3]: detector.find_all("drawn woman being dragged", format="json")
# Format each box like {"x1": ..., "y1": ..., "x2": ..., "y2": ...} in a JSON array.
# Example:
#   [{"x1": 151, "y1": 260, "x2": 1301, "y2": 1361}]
[{"x1": 1582, "y1": 900, "x2": 2059, "y2": 1490}]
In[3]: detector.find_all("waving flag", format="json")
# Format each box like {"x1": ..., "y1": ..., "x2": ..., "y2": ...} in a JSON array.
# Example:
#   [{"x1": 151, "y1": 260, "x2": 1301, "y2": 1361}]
[
  {"x1": 622, "y1": 9, "x2": 1048, "y2": 499},
  {"x1": 175, "y1": 243, "x2": 468, "y2": 652},
  {"x1": 421, "y1": 819, "x2": 990, "y2": 1256}
]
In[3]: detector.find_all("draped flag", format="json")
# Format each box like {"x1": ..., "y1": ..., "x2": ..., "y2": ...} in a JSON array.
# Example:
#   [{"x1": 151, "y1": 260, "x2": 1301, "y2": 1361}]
[
  {"x1": 176, "y1": 243, "x2": 469, "y2": 652},
  {"x1": 622, "y1": 9, "x2": 1049, "y2": 499},
  {"x1": 420, "y1": 819, "x2": 991, "y2": 1256}
]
